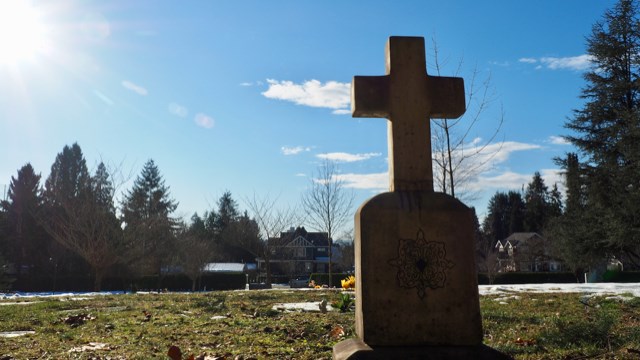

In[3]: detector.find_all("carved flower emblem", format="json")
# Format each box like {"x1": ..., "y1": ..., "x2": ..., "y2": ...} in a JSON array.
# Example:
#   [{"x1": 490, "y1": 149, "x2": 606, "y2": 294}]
[{"x1": 389, "y1": 229, "x2": 454, "y2": 299}]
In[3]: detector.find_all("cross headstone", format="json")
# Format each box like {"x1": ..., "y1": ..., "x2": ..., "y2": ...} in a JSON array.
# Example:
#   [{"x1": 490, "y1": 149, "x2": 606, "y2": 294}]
[{"x1": 333, "y1": 36, "x2": 511, "y2": 359}]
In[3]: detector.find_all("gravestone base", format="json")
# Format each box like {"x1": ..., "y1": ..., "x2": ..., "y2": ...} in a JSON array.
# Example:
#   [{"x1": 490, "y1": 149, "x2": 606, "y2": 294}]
[{"x1": 333, "y1": 338, "x2": 513, "y2": 360}]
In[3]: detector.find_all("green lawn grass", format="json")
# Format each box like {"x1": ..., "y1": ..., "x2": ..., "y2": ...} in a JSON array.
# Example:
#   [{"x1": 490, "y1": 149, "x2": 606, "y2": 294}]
[{"x1": 1, "y1": 290, "x2": 639, "y2": 359}]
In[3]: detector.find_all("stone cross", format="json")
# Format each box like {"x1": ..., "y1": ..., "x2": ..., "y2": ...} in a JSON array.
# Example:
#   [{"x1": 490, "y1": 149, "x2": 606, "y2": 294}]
[
  {"x1": 352, "y1": 36, "x2": 465, "y2": 192},
  {"x1": 333, "y1": 36, "x2": 511, "y2": 360}
]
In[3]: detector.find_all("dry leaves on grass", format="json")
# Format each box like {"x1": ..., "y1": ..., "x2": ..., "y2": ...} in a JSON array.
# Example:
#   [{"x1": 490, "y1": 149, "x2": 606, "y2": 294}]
[
  {"x1": 329, "y1": 325, "x2": 345, "y2": 340},
  {"x1": 61, "y1": 313, "x2": 95, "y2": 327},
  {"x1": 168, "y1": 345, "x2": 254, "y2": 360},
  {"x1": 68, "y1": 342, "x2": 113, "y2": 353},
  {"x1": 514, "y1": 337, "x2": 536, "y2": 346}
]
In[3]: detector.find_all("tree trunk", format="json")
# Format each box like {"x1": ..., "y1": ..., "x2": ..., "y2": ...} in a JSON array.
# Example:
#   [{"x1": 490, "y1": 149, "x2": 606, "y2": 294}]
[
  {"x1": 265, "y1": 257, "x2": 272, "y2": 285},
  {"x1": 328, "y1": 238, "x2": 333, "y2": 287},
  {"x1": 93, "y1": 269, "x2": 104, "y2": 292}
]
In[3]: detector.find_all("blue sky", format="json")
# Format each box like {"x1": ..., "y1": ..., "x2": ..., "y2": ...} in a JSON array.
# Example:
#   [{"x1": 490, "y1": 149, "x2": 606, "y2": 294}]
[{"x1": 0, "y1": 0, "x2": 617, "y2": 231}]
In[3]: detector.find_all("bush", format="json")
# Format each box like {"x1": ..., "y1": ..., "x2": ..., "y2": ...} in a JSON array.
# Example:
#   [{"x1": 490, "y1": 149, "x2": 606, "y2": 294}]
[
  {"x1": 602, "y1": 271, "x2": 640, "y2": 283},
  {"x1": 10, "y1": 273, "x2": 246, "y2": 292},
  {"x1": 478, "y1": 272, "x2": 578, "y2": 285}
]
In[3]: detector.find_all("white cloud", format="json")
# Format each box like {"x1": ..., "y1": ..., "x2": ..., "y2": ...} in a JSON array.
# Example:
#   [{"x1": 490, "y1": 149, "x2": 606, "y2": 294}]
[
  {"x1": 316, "y1": 152, "x2": 381, "y2": 163},
  {"x1": 541, "y1": 55, "x2": 594, "y2": 71},
  {"x1": 335, "y1": 172, "x2": 388, "y2": 190},
  {"x1": 431, "y1": 140, "x2": 542, "y2": 193},
  {"x1": 461, "y1": 141, "x2": 541, "y2": 169},
  {"x1": 295, "y1": 173, "x2": 307, "y2": 177},
  {"x1": 469, "y1": 168, "x2": 565, "y2": 195},
  {"x1": 239, "y1": 82, "x2": 253, "y2": 87},
  {"x1": 121, "y1": 80, "x2": 148, "y2": 95},
  {"x1": 168, "y1": 102, "x2": 188, "y2": 118},
  {"x1": 489, "y1": 61, "x2": 510, "y2": 67},
  {"x1": 520, "y1": 55, "x2": 594, "y2": 71},
  {"x1": 332, "y1": 109, "x2": 351, "y2": 115},
  {"x1": 281, "y1": 146, "x2": 311, "y2": 155},
  {"x1": 548, "y1": 135, "x2": 570, "y2": 145},
  {"x1": 540, "y1": 168, "x2": 564, "y2": 189},
  {"x1": 262, "y1": 79, "x2": 350, "y2": 113},
  {"x1": 471, "y1": 171, "x2": 531, "y2": 191},
  {"x1": 194, "y1": 113, "x2": 215, "y2": 129},
  {"x1": 518, "y1": 57, "x2": 538, "y2": 64}
]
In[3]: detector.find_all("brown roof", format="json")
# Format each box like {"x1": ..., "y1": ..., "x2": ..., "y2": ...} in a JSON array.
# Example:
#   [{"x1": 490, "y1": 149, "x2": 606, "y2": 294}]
[{"x1": 268, "y1": 226, "x2": 329, "y2": 247}]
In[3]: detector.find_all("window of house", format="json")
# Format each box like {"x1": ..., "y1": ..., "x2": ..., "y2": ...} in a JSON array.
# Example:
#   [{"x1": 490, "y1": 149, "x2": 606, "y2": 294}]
[{"x1": 294, "y1": 247, "x2": 305, "y2": 257}]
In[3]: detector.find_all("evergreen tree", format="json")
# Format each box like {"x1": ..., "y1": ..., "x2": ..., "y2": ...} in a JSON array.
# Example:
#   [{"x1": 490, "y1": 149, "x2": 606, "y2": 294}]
[
  {"x1": 213, "y1": 191, "x2": 239, "y2": 237},
  {"x1": 44, "y1": 143, "x2": 90, "y2": 205},
  {"x1": 42, "y1": 144, "x2": 92, "y2": 277},
  {"x1": 121, "y1": 159, "x2": 178, "y2": 277},
  {"x1": 482, "y1": 190, "x2": 525, "y2": 244},
  {"x1": 563, "y1": 0, "x2": 640, "y2": 265},
  {"x1": 551, "y1": 153, "x2": 601, "y2": 274},
  {"x1": 1, "y1": 164, "x2": 48, "y2": 277},
  {"x1": 522, "y1": 172, "x2": 562, "y2": 233}
]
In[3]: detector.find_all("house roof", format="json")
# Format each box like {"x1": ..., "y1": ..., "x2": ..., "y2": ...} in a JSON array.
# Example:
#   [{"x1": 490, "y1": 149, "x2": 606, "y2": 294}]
[
  {"x1": 503, "y1": 232, "x2": 544, "y2": 247},
  {"x1": 202, "y1": 263, "x2": 247, "y2": 273},
  {"x1": 268, "y1": 226, "x2": 329, "y2": 247}
]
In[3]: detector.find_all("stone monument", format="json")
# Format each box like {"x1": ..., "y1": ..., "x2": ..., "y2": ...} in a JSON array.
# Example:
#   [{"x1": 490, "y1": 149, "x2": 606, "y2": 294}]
[{"x1": 333, "y1": 36, "x2": 511, "y2": 359}]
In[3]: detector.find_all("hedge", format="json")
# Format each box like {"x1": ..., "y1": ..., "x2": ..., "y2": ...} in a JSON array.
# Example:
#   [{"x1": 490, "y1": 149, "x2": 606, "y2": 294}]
[
  {"x1": 9, "y1": 273, "x2": 247, "y2": 292},
  {"x1": 602, "y1": 271, "x2": 640, "y2": 283},
  {"x1": 478, "y1": 272, "x2": 579, "y2": 285}
]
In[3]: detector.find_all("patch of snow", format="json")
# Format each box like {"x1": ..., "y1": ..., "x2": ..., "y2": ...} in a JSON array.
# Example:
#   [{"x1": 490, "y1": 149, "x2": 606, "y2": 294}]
[
  {"x1": 272, "y1": 301, "x2": 335, "y2": 312},
  {"x1": 478, "y1": 283, "x2": 640, "y2": 297},
  {"x1": 0, "y1": 331, "x2": 35, "y2": 338},
  {"x1": 69, "y1": 342, "x2": 110, "y2": 352},
  {"x1": 0, "y1": 291, "x2": 126, "y2": 300},
  {"x1": 493, "y1": 295, "x2": 521, "y2": 302},
  {"x1": 0, "y1": 301, "x2": 40, "y2": 306}
]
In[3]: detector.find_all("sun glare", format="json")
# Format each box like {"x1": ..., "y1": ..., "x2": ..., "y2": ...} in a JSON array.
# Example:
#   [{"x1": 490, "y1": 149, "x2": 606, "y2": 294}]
[{"x1": 0, "y1": 1, "x2": 48, "y2": 65}]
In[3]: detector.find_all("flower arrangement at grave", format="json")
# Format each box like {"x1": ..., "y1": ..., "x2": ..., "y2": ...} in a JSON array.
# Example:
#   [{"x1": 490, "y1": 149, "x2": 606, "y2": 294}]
[{"x1": 341, "y1": 275, "x2": 355, "y2": 290}]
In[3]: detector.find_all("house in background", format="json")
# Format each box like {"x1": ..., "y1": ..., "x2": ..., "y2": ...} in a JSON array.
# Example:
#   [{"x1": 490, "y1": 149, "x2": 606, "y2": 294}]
[
  {"x1": 257, "y1": 227, "x2": 330, "y2": 280},
  {"x1": 495, "y1": 232, "x2": 564, "y2": 272}
]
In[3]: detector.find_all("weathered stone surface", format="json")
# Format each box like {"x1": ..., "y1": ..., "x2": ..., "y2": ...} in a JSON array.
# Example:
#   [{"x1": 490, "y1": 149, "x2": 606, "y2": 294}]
[
  {"x1": 352, "y1": 36, "x2": 464, "y2": 192},
  {"x1": 355, "y1": 191, "x2": 482, "y2": 346},
  {"x1": 333, "y1": 36, "x2": 507, "y2": 359},
  {"x1": 333, "y1": 338, "x2": 513, "y2": 360}
]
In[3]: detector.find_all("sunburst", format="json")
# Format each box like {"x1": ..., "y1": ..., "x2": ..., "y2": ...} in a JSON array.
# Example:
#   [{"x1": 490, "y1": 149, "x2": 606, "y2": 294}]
[{"x1": 0, "y1": 1, "x2": 48, "y2": 65}]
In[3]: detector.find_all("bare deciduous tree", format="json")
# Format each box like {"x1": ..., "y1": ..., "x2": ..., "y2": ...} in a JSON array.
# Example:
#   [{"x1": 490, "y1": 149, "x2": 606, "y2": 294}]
[
  {"x1": 244, "y1": 193, "x2": 301, "y2": 285},
  {"x1": 301, "y1": 160, "x2": 354, "y2": 287},
  {"x1": 38, "y1": 162, "x2": 126, "y2": 291},
  {"x1": 176, "y1": 225, "x2": 214, "y2": 291},
  {"x1": 430, "y1": 39, "x2": 504, "y2": 202}
]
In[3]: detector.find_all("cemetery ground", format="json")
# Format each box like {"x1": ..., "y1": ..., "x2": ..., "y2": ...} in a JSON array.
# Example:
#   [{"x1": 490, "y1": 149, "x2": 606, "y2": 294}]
[{"x1": 1, "y1": 289, "x2": 640, "y2": 359}]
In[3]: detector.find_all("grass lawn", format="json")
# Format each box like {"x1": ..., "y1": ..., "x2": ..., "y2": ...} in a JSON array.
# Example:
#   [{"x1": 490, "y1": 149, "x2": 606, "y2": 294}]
[{"x1": 1, "y1": 290, "x2": 640, "y2": 359}]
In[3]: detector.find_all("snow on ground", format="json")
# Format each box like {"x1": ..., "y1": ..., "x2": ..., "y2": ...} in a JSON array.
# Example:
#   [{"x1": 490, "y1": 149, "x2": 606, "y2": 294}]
[
  {"x1": 2, "y1": 283, "x2": 640, "y2": 300},
  {"x1": 479, "y1": 283, "x2": 640, "y2": 297}
]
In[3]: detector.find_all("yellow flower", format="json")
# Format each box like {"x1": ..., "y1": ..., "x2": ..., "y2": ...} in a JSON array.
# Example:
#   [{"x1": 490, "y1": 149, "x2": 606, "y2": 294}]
[
  {"x1": 315, "y1": 285, "x2": 322, "y2": 289},
  {"x1": 341, "y1": 275, "x2": 355, "y2": 289}
]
